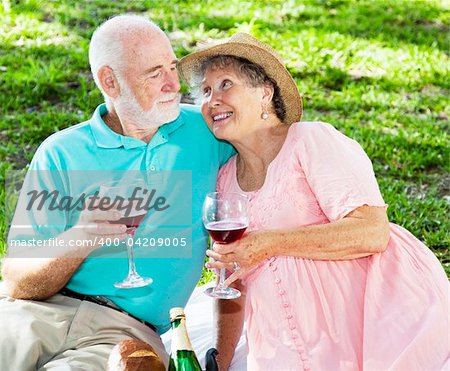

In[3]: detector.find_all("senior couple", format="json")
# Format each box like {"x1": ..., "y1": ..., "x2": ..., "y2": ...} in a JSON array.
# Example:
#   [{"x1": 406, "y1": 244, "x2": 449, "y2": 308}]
[{"x1": 1, "y1": 14, "x2": 448, "y2": 371}]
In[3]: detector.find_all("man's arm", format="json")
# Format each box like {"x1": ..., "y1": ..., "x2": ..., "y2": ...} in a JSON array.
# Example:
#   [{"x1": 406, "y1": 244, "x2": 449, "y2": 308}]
[
  {"x1": 2, "y1": 209, "x2": 126, "y2": 300},
  {"x1": 2, "y1": 257, "x2": 85, "y2": 300}
]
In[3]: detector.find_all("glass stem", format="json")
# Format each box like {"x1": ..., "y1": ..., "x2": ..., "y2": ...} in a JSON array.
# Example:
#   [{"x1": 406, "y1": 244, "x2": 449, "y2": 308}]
[
  {"x1": 217, "y1": 268, "x2": 227, "y2": 289},
  {"x1": 126, "y1": 229, "x2": 138, "y2": 276}
]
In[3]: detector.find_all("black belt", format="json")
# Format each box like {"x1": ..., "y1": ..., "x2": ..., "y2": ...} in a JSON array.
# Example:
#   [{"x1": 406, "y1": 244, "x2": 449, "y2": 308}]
[{"x1": 59, "y1": 288, "x2": 157, "y2": 332}]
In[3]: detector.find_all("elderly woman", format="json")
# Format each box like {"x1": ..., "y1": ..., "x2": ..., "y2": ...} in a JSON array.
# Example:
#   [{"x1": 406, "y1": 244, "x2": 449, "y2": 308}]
[{"x1": 178, "y1": 34, "x2": 449, "y2": 371}]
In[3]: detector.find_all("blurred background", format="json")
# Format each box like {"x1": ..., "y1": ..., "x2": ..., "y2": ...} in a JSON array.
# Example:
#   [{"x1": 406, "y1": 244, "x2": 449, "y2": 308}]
[{"x1": 0, "y1": 0, "x2": 448, "y2": 277}]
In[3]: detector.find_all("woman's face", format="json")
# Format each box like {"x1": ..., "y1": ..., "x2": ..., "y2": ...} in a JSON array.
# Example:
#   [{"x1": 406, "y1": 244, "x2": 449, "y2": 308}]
[{"x1": 200, "y1": 64, "x2": 268, "y2": 141}]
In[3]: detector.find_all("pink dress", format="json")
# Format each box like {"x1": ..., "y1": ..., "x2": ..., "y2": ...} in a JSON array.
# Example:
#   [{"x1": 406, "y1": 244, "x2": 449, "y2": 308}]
[{"x1": 217, "y1": 122, "x2": 449, "y2": 371}]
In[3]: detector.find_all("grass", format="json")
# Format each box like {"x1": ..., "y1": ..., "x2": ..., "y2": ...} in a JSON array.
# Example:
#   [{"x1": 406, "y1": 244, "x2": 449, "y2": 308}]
[{"x1": 0, "y1": 0, "x2": 449, "y2": 278}]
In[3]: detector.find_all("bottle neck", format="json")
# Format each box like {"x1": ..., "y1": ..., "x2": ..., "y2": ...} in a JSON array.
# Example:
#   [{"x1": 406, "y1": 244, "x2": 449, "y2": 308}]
[{"x1": 171, "y1": 316, "x2": 194, "y2": 353}]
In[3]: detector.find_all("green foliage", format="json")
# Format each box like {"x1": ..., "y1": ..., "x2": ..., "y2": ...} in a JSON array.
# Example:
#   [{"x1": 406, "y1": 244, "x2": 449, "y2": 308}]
[{"x1": 0, "y1": 0, "x2": 449, "y2": 277}]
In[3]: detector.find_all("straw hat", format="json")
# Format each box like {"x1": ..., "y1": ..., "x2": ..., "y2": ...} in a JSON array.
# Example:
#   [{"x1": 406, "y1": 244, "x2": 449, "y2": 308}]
[{"x1": 177, "y1": 33, "x2": 302, "y2": 124}]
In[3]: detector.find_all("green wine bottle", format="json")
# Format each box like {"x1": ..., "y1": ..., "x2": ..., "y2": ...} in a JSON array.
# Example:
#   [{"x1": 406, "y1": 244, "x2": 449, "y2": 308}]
[{"x1": 168, "y1": 307, "x2": 202, "y2": 371}]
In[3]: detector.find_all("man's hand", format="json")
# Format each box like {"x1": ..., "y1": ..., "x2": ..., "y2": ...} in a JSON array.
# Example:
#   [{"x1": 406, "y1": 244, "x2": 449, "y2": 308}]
[{"x1": 73, "y1": 205, "x2": 128, "y2": 252}]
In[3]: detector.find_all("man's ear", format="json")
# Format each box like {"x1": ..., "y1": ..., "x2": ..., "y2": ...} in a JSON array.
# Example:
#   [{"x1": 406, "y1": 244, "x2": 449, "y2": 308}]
[{"x1": 97, "y1": 66, "x2": 120, "y2": 99}]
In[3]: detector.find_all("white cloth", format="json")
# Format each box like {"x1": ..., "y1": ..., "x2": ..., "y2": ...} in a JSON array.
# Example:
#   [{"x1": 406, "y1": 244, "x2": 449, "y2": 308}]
[{"x1": 162, "y1": 283, "x2": 248, "y2": 370}]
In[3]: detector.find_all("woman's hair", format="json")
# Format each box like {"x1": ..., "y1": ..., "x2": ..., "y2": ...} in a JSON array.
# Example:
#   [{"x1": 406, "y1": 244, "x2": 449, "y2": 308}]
[{"x1": 192, "y1": 55, "x2": 286, "y2": 122}]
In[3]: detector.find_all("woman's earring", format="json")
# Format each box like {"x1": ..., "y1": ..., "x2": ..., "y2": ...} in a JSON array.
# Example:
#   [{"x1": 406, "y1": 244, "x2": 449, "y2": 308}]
[{"x1": 261, "y1": 107, "x2": 269, "y2": 120}]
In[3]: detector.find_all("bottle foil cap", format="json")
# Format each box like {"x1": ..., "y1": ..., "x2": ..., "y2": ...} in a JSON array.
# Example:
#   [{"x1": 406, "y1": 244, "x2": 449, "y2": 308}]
[{"x1": 170, "y1": 307, "x2": 185, "y2": 320}]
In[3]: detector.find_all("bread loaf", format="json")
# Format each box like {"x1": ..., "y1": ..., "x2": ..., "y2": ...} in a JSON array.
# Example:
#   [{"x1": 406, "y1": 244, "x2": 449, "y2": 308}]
[{"x1": 107, "y1": 339, "x2": 165, "y2": 371}]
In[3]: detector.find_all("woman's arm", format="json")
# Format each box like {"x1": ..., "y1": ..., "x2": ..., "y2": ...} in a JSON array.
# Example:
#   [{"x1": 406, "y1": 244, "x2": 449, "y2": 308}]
[
  {"x1": 213, "y1": 280, "x2": 246, "y2": 370},
  {"x1": 206, "y1": 205, "x2": 390, "y2": 284}
]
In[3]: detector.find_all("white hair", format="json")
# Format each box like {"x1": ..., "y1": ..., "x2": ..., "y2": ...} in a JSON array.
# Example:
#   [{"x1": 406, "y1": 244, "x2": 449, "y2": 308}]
[
  {"x1": 114, "y1": 72, "x2": 181, "y2": 129},
  {"x1": 88, "y1": 15, "x2": 162, "y2": 107}
]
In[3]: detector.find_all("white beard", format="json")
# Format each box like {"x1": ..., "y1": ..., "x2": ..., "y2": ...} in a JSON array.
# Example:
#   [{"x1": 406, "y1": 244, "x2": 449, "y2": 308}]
[{"x1": 114, "y1": 76, "x2": 180, "y2": 130}]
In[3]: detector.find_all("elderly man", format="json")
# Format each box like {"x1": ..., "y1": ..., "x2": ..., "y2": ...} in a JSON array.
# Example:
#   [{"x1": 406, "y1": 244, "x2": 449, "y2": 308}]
[{"x1": 0, "y1": 15, "x2": 232, "y2": 370}]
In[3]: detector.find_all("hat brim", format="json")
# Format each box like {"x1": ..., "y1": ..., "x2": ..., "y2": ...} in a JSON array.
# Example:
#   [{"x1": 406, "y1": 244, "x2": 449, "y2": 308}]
[{"x1": 178, "y1": 41, "x2": 302, "y2": 125}]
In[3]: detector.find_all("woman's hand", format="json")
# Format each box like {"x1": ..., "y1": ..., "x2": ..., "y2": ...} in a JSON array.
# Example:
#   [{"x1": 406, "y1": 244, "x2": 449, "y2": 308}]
[{"x1": 206, "y1": 230, "x2": 276, "y2": 286}]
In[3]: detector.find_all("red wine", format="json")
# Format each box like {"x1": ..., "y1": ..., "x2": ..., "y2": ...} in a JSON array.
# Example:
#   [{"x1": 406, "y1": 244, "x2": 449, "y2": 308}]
[
  {"x1": 206, "y1": 221, "x2": 247, "y2": 243},
  {"x1": 111, "y1": 213, "x2": 146, "y2": 229}
]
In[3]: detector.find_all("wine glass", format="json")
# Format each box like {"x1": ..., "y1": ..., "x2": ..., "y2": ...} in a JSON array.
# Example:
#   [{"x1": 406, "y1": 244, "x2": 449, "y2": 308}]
[
  {"x1": 99, "y1": 179, "x2": 153, "y2": 289},
  {"x1": 202, "y1": 192, "x2": 248, "y2": 299}
]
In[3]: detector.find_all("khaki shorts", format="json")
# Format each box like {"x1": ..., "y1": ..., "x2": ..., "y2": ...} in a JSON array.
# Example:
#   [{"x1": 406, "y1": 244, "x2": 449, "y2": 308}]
[{"x1": 0, "y1": 282, "x2": 169, "y2": 371}]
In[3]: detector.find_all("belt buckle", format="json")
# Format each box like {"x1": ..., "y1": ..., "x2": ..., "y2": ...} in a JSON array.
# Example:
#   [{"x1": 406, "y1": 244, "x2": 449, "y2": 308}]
[
  {"x1": 94, "y1": 295, "x2": 119, "y2": 310},
  {"x1": 65, "y1": 291, "x2": 156, "y2": 332},
  {"x1": 96, "y1": 296, "x2": 156, "y2": 331}
]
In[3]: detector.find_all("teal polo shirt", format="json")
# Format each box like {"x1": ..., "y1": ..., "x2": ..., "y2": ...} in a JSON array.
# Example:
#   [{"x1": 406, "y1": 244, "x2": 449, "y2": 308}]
[{"x1": 13, "y1": 103, "x2": 234, "y2": 333}]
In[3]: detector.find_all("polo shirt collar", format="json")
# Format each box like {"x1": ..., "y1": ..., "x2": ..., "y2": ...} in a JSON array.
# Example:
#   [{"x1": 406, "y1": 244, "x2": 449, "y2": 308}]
[{"x1": 89, "y1": 103, "x2": 185, "y2": 149}]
